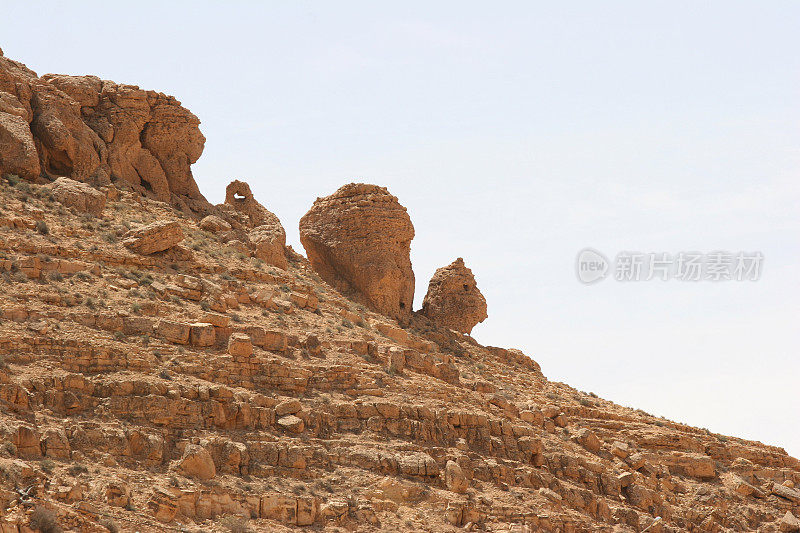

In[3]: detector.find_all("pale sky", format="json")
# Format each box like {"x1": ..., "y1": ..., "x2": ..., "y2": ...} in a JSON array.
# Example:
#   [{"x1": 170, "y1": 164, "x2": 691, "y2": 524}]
[{"x1": 4, "y1": 1, "x2": 799, "y2": 456}]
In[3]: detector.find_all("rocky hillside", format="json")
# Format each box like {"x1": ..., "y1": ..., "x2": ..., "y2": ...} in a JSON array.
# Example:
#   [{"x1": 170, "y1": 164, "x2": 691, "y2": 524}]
[{"x1": 0, "y1": 52, "x2": 799, "y2": 533}]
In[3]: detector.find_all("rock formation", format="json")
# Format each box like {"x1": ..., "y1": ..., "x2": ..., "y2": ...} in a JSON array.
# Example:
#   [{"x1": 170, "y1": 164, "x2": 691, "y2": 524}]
[
  {"x1": 251, "y1": 223, "x2": 288, "y2": 270},
  {"x1": 299, "y1": 183, "x2": 415, "y2": 321},
  {"x1": 421, "y1": 257, "x2": 488, "y2": 334},
  {"x1": 0, "y1": 176, "x2": 797, "y2": 533},
  {"x1": 0, "y1": 50, "x2": 209, "y2": 214},
  {"x1": 50, "y1": 176, "x2": 106, "y2": 216},
  {"x1": 216, "y1": 180, "x2": 288, "y2": 269},
  {"x1": 199, "y1": 214, "x2": 231, "y2": 233},
  {"x1": 122, "y1": 220, "x2": 184, "y2": 255},
  {"x1": 1, "y1": 52, "x2": 798, "y2": 533},
  {"x1": 221, "y1": 180, "x2": 275, "y2": 228}
]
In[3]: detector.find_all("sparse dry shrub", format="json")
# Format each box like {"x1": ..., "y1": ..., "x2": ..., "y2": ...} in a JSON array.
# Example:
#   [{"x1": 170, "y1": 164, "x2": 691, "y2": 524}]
[{"x1": 30, "y1": 506, "x2": 61, "y2": 533}]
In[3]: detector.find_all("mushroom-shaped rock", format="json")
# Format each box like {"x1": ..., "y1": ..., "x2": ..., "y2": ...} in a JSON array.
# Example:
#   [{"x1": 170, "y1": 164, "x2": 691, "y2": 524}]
[
  {"x1": 421, "y1": 258, "x2": 487, "y2": 334},
  {"x1": 299, "y1": 183, "x2": 415, "y2": 321}
]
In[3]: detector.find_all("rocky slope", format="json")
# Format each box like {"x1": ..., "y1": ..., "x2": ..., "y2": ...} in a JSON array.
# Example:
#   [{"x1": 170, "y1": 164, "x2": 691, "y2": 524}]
[{"x1": 0, "y1": 53, "x2": 798, "y2": 533}]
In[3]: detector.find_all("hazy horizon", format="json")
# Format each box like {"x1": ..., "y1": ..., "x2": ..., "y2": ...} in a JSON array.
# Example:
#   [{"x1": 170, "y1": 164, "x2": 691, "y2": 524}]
[{"x1": 3, "y1": 1, "x2": 798, "y2": 457}]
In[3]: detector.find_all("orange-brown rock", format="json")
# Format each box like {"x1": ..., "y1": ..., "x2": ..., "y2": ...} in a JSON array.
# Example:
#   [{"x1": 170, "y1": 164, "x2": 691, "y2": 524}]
[
  {"x1": 299, "y1": 183, "x2": 415, "y2": 321},
  {"x1": 444, "y1": 460, "x2": 469, "y2": 493},
  {"x1": 178, "y1": 444, "x2": 216, "y2": 480},
  {"x1": 122, "y1": 220, "x2": 184, "y2": 255},
  {"x1": 227, "y1": 333, "x2": 253, "y2": 357},
  {"x1": 0, "y1": 52, "x2": 209, "y2": 213},
  {"x1": 421, "y1": 257, "x2": 487, "y2": 334},
  {"x1": 221, "y1": 180, "x2": 275, "y2": 228},
  {"x1": 217, "y1": 180, "x2": 288, "y2": 269},
  {"x1": 1, "y1": 80, "x2": 799, "y2": 533},
  {"x1": 51, "y1": 177, "x2": 105, "y2": 215},
  {"x1": 251, "y1": 221, "x2": 288, "y2": 270},
  {"x1": 0, "y1": 106, "x2": 39, "y2": 179},
  {"x1": 199, "y1": 214, "x2": 231, "y2": 233}
]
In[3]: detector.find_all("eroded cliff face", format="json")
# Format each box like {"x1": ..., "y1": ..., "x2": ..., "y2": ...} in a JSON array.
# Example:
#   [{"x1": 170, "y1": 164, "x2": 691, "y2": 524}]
[{"x1": 0, "y1": 50, "x2": 209, "y2": 214}]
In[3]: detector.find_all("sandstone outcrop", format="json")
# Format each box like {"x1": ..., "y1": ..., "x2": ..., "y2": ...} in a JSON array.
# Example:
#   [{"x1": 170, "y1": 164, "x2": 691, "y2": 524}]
[
  {"x1": 421, "y1": 257, "x2": 487, "y2": 334},
  {"x1": 299, "y1": 183, "x2": 415, "y2": 321},
  {"x1": 178, "y1": 444, "x2": 216, "y2": 480},
  {"x1": 122, "y1": 220, "x2": 184, "y2": 255},
  {"x1": 199, "y1": 214, "x2": 231, "y2": 233},
  {"x1": 216, "y1": 180, "x2": 288, "y2": 269},
  {"x1": 51, "y1": 176, "x2": 105, "y2": 215},
  {"x1": 0, "y1": 51, "x2": 209, "y2": 213},
  {"x1": 221, "y1": 180, "x2": 275, "y2": 228},
  {"x1": 0, "y1": 71, "x2": 798, "y2": 533},
  {"x1": 251, "y1": 222, "x2": 288, "y2": 270},
  {"x1": 0, "y1": 107, "x2": 39, "y2": 179}
]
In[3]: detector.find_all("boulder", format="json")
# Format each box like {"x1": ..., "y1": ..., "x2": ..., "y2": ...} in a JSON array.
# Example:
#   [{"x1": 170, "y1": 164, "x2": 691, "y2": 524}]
[
  {"x1": 276, "y1": 398, "x2": 302, "y2": 416},
  {"x1": 227, "y1": 333, "x2": 253, "y2": 357},
  {"x1": 190, "y1": 323, "x2": 216, "y2": 347},
  {"x1": 299, "y1": 183, "x2": 415, "y2": 321},
  {"x1": 780, "y1": 512, "x2": 800, "y2": 532},
  {"x1": 772, "y1": 482, "x2": 800, "y2": 503},
  {"x1": 122, "y1": 220, "x2": 184, "y2": 255},
  {"x1": 178, "y1": 444, "x2": 216, "y2": 480},
  {"x1": 51, "y1": 177, "x2": 105, "y2": 215},
  {"x1": 199, "y1": 214, "x2": 231, "y2": 233},
  {"x1": 157, "y1": 320, "x2": 190, "y2": 345},
  {"x1": 12, "y1": 425, "x2": 41, "y2": 458},
  {"x1": 572, "y1": 428, "x2": 602, "y2": 454},
  {"x1": 664, "y1": 452, "x2": 716, "y2": 480},
  {"x1": 277, "y1": 415, "x2": 305, "y2": 434},
  {"x1": 106, "y1": 480, "x2": 132, "y2": 508},
  {"x1": 610, "y1": 441, "x2": 630, "y2": 459},
  {"x1": 41, "y1": 429, "x2": 70, "y2": 459},
  {"x1": 251, "y1": 222, "x2": 288, "y2": 269},
  {"x1": 444, "y1": 460, "x2": 469, "y2": 493},
  {"x1": 260, "y1": 494, "x2": 299, "y2": 524},
  {"x1": 421, "y1": 258, "x2": 487, "y2": 334}
]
